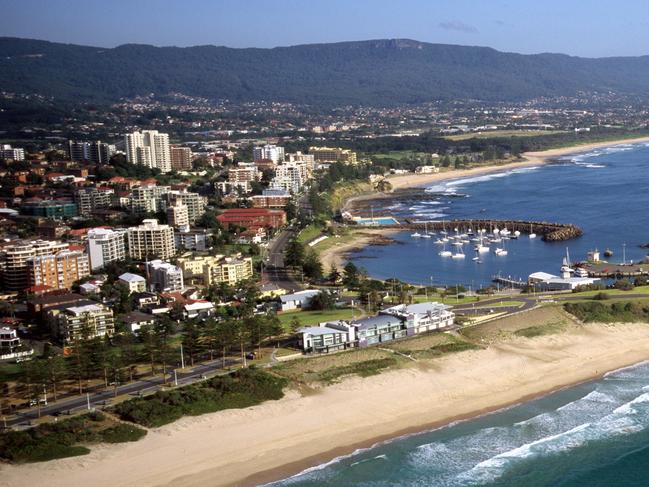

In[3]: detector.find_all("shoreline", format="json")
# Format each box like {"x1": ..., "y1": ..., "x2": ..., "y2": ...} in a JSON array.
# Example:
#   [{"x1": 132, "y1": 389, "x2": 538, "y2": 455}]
[
  {"x1": 331, "y1": 135, "x2": 649, "y2": 267},
  {"x1": 344, "y1": 135, "x2": 649, "y2": 209},
  {"x1": 7, "y1": 322, "x2": 649, "y2": 486}
]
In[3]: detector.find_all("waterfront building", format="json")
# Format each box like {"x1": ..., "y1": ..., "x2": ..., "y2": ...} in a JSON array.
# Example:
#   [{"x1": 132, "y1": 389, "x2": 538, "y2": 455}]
[
  {"x1": 74, "y1": 187, "x2": 114, "y2": 216},
  {"x1": 146, "y1": 259, "x2": 184, "y2": 292},
  {"x1": 118, "y1": 272, "x2": 146, "y2": 294},
  {"x1": 0, "y1": 327, "x2": 22, "y2": 355},
  {"x1": 127, "y1": 219, "x2": 176, "y2": 260},
  {"x1": 298, "y1": 321, "x2": 357, "y2": 353},
  {"x1": 26, "y1": 250, "x2": 90, "y2": 291},
  {"x1": 380, "y1": 302, "x2": 455, "y2": 334},
  {"x1": 216, "y1": 208, "x2": 286, "y2": 230},
  {"x1": 87, "y1": 228, "x2": 127, "y2": 270},
  {"x1": 125, "y1": 130, "x2": 171, "y2": 173},
  {"x1": 253, "y1": 144, "x2": 285, "y2": 164},
  {"x1": 309, "y1": 146, "x2": 358, "y2": 164},
  {"x1": 170, "y1": 146, "x2": 193, "y2": 171},
  {"x1": 354, "y1": 314, "x2": 407, "y2": 347},
  {"x1": 48, "y1": 302, "x2": 115, "y2": 345},
  {"x1": 0, "y1": 240, "x2": 70, "y2": 291}
]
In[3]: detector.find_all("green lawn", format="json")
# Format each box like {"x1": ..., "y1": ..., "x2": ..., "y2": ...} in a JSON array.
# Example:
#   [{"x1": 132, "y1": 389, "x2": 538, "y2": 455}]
[
  {"x1": 297, "y1": 224, "x2": 324, "y2": 244},
  {"x1": 278, "y1": 307, "x2": 360, "y2": 330},
  {"x1": 561, "y1": 285, "x2": 649, "y2": 298}
]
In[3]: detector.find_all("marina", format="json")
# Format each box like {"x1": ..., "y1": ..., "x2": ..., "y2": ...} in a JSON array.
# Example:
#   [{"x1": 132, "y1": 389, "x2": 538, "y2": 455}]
[{"x1": 348, "y1": 143, "x2": 649, "y2": 286}]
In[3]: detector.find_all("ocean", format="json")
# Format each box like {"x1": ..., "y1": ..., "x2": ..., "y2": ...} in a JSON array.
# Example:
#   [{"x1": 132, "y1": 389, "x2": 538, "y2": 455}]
[
  {"x1": 267, "y1": 360, "x2": 649, "y2": 487},
  {"x1": 349, "y1": 143, "x2": 649, "y2": 288}
]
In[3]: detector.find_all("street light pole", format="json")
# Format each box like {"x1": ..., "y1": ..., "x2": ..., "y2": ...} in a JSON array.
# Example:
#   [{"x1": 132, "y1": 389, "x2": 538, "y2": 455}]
[{"x1": 180, "y1": 344, "x2": 185, "y2": 369}]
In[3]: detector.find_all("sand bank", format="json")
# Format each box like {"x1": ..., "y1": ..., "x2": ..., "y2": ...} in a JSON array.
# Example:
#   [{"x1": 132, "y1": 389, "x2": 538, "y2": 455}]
[{"x1": 5, "y1": 322, "x2": 649, "y2": 487}]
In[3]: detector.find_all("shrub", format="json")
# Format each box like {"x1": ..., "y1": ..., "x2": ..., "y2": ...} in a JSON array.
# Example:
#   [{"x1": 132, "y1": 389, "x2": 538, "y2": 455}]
[
  {"x1": 112, "y1": 369, "x2": 288, "y2": 428},
  {"x1": 0, "y1": 413, "x2": 146, "y2": 463}
]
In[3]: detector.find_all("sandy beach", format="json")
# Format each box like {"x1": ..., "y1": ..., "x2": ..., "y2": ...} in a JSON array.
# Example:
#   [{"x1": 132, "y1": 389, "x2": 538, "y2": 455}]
[
  {"x1": 5, "y1": 321, "x2": 649, "y2": 487},
  {"x1": 373, "y1": 135, "x2": 649, "y2": 194}
]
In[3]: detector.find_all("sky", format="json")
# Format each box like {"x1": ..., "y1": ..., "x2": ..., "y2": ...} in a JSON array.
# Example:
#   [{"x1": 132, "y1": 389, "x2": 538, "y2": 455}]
[{"x1": 2, "y1": 0, "x2": 649, "y2": 57}]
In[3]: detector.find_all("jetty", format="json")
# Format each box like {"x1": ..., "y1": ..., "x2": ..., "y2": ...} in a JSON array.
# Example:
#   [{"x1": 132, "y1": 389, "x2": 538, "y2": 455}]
[{"x1": 379, "y1": 219, "x2": 583, "y2": 242}]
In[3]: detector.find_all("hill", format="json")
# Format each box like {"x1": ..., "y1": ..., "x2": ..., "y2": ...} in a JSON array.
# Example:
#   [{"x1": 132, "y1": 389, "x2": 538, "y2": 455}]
[{"x1": 3, "y1": 37, "x2": 649, "y2": 106}]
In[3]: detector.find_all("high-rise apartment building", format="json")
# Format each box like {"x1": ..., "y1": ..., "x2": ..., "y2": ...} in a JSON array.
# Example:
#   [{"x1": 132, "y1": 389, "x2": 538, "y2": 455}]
[
  {"x1": 48, "y1": 303, "x2": 115, "y2": 345},
  {"x1": 87, "y1": 228, "x2": 127, "y2": 271},
  {"x1": 68, "y1": 140, "x2": 116, "y2": 164},
  {"x1": 74, "y1": 188, "x2": 114, "y2": 216},
  {"x1": 128, "y1": 185, "x2": 170, "y2": 214},
  {"x1": 271, "y1": 162, "x2": 310, "y2": 193},
  {"x1": 125, "y1": 130, "x2": 171, "y2": 173},
  {"x1": 165, "y1": 190, "x2": 206, "y2": 224},
  {"x1": 166, "y1": 203, "x2": 189, "y2": 228},
  {"x1": 309, "y1": 146, "x2": 358, "y2": 164},
  {"x1": 127, "y1": 219, "x2": 176, "y2": 260},
  {"x1": 27, "y1": 250, "x2": 90, "y2": 291},
  {"x1": 170, "y1": 146, "x2": 193, "y2": 171},
  {"x1": 253, "y1": 144, "x2": 285, "y2": 163},
  {"x1": 0, "y1": 240, "x2": 69, "y2": 291},
  {"x1": 146, "y1": 260, "x2": 184, "y2": 292},
  {"x1": 203, "y1": 255, "x2": 254, "y2": 286}
]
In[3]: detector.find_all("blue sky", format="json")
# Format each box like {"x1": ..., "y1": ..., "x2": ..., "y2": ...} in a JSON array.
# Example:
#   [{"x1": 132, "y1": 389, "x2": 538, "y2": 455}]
[{"x1": 1, "y1": 0, "x2": 649, "y2": 57}]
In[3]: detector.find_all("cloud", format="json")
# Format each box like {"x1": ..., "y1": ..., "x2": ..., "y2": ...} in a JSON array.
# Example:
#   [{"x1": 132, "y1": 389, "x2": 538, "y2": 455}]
[{"x1": 438, "y1": 21, "x2": 479, "y2": 34}]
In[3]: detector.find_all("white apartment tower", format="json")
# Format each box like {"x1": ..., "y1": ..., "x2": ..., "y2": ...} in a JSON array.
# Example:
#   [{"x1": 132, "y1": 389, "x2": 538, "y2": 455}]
[
  {"x1": 125, "y1": 130, "x2": 172, "y2": 173},
  {"x1": 127, "y1": 219, "x2": 176, "y2": 260},
  {"x1": 87, "y1": 228, "x2": 127, "y2": 271},
  {"x1": 253, "y1": 144, "x2": 285, "y2": 164}
]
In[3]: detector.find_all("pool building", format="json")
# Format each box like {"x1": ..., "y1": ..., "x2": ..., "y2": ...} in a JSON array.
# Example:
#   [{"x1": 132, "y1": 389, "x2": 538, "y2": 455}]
[{"x1": 298, "y1": 302, "x2": 455, "y2": 354}]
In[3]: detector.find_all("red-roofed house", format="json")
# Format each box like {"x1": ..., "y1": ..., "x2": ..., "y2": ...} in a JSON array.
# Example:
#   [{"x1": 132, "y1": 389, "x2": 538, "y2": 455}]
[{"x1": 216, "y1": 208, "x2": 286, "y2": 230}]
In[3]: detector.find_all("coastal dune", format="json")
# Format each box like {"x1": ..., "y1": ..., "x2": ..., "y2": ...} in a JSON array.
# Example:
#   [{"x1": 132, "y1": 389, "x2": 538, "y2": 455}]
[{"x1": 5, "y1": 322, "x2": 649, "y2": 487}]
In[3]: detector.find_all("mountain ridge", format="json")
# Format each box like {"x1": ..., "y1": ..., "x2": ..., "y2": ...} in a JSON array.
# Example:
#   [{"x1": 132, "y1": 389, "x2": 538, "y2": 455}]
[{"x1": 2, "y1": 36, "x2": 649, "y2": 107}]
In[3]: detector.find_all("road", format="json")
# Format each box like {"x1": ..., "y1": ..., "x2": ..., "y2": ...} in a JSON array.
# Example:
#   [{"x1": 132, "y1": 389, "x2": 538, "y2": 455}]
[{"x1": 6, "y1": 357, "x2": 240, "y2": 428}]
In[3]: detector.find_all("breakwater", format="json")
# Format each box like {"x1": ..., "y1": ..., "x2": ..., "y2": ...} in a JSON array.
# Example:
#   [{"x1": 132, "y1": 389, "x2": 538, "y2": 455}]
[{"x1": 379, "y1": 219, "x2": 583, "y2": 242}]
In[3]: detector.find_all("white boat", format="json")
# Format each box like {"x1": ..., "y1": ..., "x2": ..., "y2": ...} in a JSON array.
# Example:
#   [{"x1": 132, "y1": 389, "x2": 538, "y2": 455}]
[
  {"x1": 451, "y1": 248, "x2": 466, "y2": 259},
  {"x1": 514, "y1": 230, "x2": 521, "y2": 237},
  {"x1": 472, "y1": 256, "x2": 480, "y2": 261},
  {"x1": 441, "y1": 237, "x2": 449, "y2": 243},
  {"x1": 421, "y1": 222, "x2": 432, "y2": 238},
  {"x1": 452, "y1": 241, "x2": 463, "y2": 247},
  {"x1": 529, "y1": 223, "x2": 536, "y2": 239},
  {"x1": 495, "y1": 248, "x2": 508, "y2": 256},
  {"x1": 438, "y1": 242, "x2": 452, "y2": 257},
  {"x1": 411, "y1": 232, "x2": 422, "y2": 238},
  {"x1": 490, "y1": 237, "x2": 502, "y2": 243},
  {"x1": 434, "y1": 238, "x2": 444, "y2": 244}
]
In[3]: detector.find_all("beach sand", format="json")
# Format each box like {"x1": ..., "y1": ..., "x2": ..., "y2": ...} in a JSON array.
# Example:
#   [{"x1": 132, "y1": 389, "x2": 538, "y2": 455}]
[
  {"x1": 318, "y1": 228, "x2": 399, "y2": 269},
  {"x1": 5, "y1": 322, "x2": 649, "y2": 487},
  {"x1": 372, "y1": 135, "x2": 649, "y2": 194}
]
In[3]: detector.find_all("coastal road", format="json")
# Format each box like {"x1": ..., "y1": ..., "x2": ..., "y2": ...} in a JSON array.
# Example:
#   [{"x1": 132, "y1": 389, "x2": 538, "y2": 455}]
[{"x1": 5, "y1": 358, "x2": 240, "y2": 428}]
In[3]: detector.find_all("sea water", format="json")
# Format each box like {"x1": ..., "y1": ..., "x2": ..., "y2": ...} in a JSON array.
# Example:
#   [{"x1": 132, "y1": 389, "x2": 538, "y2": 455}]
[
  {"x1": 350, "y1": 143, "x2": 649, "y2": 287},
  {"x1": 267, "y1": 360, "x2": 649, "y2": 487}
]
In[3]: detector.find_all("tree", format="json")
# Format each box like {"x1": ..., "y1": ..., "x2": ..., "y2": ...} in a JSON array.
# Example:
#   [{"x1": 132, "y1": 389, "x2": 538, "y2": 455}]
[
  {"x1": 343, "y1": 262, "x2": 360, "y2": 288},
  {"x1": 153, "y1": 317, "x2": 176, "y2": 384},
  {"x1": 309, "y1": 291, "x2": 336, "y2": 310},
  {"x1": 328, "y1": 265, "x2": 341, "y2": 285},
  {"x1": 302, "y1": 249, "x2": 323, "y2": 280},
  {"x1": 289, "y1": 315, "x2": 302, "y2": 334},
  {"x1": 285, "y1": 238, "x2": 305, "y2": 268},
  {"x1": 44, "y1": 355, "x2": 67, "y2": 402},
  {"x1": 182, "y1": 320, "x2": 201, "y2": 367}
]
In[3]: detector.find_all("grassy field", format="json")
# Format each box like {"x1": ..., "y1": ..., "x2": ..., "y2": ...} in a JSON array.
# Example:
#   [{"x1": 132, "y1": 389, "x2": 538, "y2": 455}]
[
  {"x1": 273, "y1": 347, "x2": 402, "y2": 384},
  {"x1": 296, "y1": 224, "x2": 324, "y2": 244},
  {"x1": 277, "y1": 307, "x2": 360, "y2": 330},
  {"x1": 461, "y1": 306, "x2": 576, "y2": 343},
  {"x1": 371, "y1": 150, "x2": 432, "y2": 161},
  {"x1": 444, "y1": 130, "x2": 567, "y2": 141}
]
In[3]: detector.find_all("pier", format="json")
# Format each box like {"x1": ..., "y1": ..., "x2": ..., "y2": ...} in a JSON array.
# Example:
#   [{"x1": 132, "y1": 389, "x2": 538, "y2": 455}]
[{"x1": 376, "y1": 219, "x2": 583, "y2": 242}]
